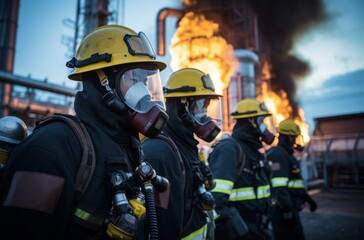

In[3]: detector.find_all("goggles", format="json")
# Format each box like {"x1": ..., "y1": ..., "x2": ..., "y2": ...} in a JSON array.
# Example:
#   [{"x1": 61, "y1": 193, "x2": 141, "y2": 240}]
[
  {"x1": 124, "y1": 32, "x2": 156, "y2": 59},
  {"x1": 116, "y1": 68, "x2": 165, "y2": 113}
]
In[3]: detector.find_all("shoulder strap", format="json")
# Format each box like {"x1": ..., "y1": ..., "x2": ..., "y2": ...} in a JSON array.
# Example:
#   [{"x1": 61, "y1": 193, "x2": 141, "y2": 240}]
[{"x1": 36, "y1": 113, "x2": 96, "y2": 204}]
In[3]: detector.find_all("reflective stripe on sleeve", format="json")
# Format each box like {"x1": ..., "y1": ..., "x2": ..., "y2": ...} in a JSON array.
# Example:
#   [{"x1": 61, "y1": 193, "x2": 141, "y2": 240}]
[
  {"x1": 271, "y1": 177, "x2": 289, "y2": 187},
  {"x1": 73, "y1": 208, "x2": 104, "y2": 225},
  {"x1": 181, "y1": 223, "x2": 208, "y2": 240},
  {"x1": 229, "y1": 187, "x2": 255, "y2": 201},
  {"x1": 211, "y1": 179, "x2": 234, "y2": 195},
  {"x1": 257, "y1": 185, "x2": 270, "y2": 199},
  {"x1": 229, "y1": 184, "x2": 271, "y2": 201},
  {"x1": 288, "y1": 179, "x2": 304, "y2": 188}
]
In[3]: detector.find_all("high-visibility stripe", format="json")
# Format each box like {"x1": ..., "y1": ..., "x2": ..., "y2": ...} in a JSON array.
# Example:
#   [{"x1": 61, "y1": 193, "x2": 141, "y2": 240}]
[
  {"x1": 288, "y1": 179, "x2": 304, "y2": 188},
  {"x1": 229, "y1": 187, "x2": 256, "y2": 201},
  {"x1": 212, "y1": 210, "x2": 220, "y2": 219},
  {"x1": 257, "y1": 185, "x2": 271, "y2": 199},
  {"x1": 229, "y1": 184, "x2": 271, "y2": 201},
  {"x1": 211, "y1": 179, "x2": 234, "y2": 195},
  {"x1": 73, "y1": 208, "x2": 104, "y2": 225},
  {"x1": 271, "y1": 177, "x2": 289, "y2": 187},
  {"x1": 182, "y1": 223, "x2": 207, "y2": 240}
]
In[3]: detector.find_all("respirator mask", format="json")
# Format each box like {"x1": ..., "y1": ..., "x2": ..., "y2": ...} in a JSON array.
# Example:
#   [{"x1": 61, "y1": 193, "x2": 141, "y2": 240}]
[
  {"x1": 186, "y1": 97, "x2": 222, "y2": 142},
  {"x1": 256, "y1": 115, "x2": 276, "y2": 145},
  {"x1": 291, "y1": 135, "x2": 305, "y2": 152},
  {"x1": 116, "y1": 68, "x2": 168, "y2": 137}
]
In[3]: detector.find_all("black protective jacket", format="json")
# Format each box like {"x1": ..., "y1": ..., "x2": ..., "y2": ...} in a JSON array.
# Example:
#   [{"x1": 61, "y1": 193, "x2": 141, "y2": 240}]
[
  {"x1": 209, "y1": 120, "x2": 271, "y2": 239},
  {"x1": 267, "y1": 137, "x2": 308, "y2": 240},
  {"x1": 0, "y1": 78, "x2": 140, "y2": 240},
  {"x1": 267, "y1": 140, "x2": 307, "y2": 211},
  {"x1": 136, "y1": 112, "x2": 208, "y2": 239}
]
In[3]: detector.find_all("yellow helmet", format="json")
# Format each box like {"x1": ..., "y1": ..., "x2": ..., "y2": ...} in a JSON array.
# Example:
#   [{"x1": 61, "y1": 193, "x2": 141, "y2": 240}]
[
  {"x1": 231, "y1": 98, "x2": 271, "y2": 119},
  {"x1": 163, "y1": 68, "x2": 222, "y2": 98},
  {"x1": 67, "y1": 25, "x2": 166, "y2": 81},
  {"x1": 277, "y1": 119, "x2": 301, "y2": 136}
]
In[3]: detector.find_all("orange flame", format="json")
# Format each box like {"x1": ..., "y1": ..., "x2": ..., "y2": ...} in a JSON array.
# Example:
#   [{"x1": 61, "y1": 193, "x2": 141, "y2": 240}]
[
  {"x1": 260, "y1": 61, "x2": 310, "y2": 144},
  {"x1": 169, "y1": 12, "x2": 238, "y2": 95},
  {"x1": 169, "y1": 12, "x2": 310, "y2": 145}
]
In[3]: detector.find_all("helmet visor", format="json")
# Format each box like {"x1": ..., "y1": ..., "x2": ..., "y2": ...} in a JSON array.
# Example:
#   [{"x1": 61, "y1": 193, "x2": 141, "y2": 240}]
[
  {"x1": 188, "y1": 97, "x2": 222, "y2": 126},
  {"x1": 257, "y1": 115, "x2": 276, "y2": 135},
  {"x1": 118, "y1": 68, "x2": 165, "y2": 112},
  {"x1": 124, "y1": 32, "x2": 156, "y2": 59}
]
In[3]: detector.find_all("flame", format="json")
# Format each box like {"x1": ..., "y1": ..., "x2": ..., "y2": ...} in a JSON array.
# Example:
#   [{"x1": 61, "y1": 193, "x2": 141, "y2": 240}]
[
  {"x1": 168, "y1": 11, "x2": 310, "y2": 145},
  {"x1": 169, "y1": 12, "x2": 238, "y2": 95},
  {"x1": 260, "y1": 61, "x2": 310, "y2": 145}
]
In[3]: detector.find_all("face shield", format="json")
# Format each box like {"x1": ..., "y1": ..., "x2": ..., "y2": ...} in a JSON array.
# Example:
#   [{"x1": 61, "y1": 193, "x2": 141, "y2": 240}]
[
  {"x1": 117, "y1": 68, "x2": 165, "y2": 112},
  {"x1": 293, "y1": 134, "x2": 305, "y2": 152},
  {"x1": 116, "y1": 68, "x2": 168, "y2": 137},
  {"x1": 256, "y1": 115, "x2": 276, "y2": 145},
  {"x1": 187, "y1": 97, "x2": 222, "y2": 142}
]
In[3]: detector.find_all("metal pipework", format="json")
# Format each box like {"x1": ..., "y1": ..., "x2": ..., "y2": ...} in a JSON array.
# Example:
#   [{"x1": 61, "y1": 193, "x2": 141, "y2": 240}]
[
  {"x1": 0, "y1": 71, "x2": 77, "y2": 97},
  {"x1": 156, "y1": 7, "x2": 184, "y2": 56}
]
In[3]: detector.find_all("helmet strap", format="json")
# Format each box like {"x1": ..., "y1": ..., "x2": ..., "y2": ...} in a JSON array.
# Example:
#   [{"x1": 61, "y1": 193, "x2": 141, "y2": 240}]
[
  {"x1": 180, "y1": 98, "x2": 196, "y2": 129},
  {"x1": 96, "y1": 69, "x2": 127, "y2": 113},
  {"x1": 248, "y1": 117, "x2": 257, "y2": 128}
]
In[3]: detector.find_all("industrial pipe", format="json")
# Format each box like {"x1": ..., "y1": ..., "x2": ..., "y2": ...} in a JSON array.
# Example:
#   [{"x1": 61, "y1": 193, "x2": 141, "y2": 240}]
[
  {"x1": 0, "y1": 71, "x2": 77, "y2": 97},
  {"x1": 156, "y1": 8, "x2": 184, "y2": 56}
]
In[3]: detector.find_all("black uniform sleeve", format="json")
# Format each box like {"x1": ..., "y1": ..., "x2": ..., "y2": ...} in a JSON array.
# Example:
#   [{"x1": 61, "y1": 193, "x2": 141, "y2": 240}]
[
  {"x1": 267, "y1": 148, "x2": 293, "y2": 210},
  {"x1": 136, "y1": 138, "x2": 185, "y2": 240},
  {"x1": 209, "y1": 140, "x2": 241, "y2": 220},
  {"x1": 0, "y1": 122, "x2": 82, "y2": 240}
]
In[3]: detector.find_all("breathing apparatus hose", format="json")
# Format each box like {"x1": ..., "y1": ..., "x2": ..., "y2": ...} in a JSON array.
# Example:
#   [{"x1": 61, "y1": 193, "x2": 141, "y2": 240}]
[
  {"x1": 142, "y1": 182, "x2": 158, "y2": 240},
  {"x1": 137, "y1": 161, "x2": 169, "y2": 240}
]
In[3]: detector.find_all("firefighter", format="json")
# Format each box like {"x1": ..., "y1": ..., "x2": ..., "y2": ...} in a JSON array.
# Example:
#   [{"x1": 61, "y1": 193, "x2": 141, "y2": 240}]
[
  {"x1": 135, "y1": 68, "x2": 222, "y2": 239},
  {"x1": 267, "y1": 119, "x2": 317, "y2": 240},
  {"x1": 0, "y1": 25, "x2": 168, "y2": 240},
  {"x1": 0, "y1": 116, "x2": 28, "y2": 180},
  {"x1": 209, "y1": 98, "x2": 275, "y2": 240}
]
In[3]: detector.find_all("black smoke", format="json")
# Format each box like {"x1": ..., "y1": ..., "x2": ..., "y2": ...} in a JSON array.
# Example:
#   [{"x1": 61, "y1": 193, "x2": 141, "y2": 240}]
[
  {"x1": 249, "y1": 0, "x2": 330, "y2": 118},
  {"x1": 183, "y1": 0, "x2": 330, "y2": 119}
]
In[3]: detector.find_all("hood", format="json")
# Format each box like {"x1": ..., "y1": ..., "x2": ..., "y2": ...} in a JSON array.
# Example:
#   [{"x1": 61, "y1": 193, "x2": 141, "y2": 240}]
[
  {"x1": 278, "y1": 134, "x2": 294, "y2": 154},
  {"x1": 231, "y1": 118, "x2": 263, "y2": 150},
  {"x1": 164, "y1": 98, "x2": 199, "y2": 150},
  {"x1": 74, "y1": 76, "x2": 139, "y2": 146}
]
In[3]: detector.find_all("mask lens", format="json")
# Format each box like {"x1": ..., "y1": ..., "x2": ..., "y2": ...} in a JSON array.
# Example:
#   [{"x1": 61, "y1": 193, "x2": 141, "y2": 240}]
[
  {"x1": 257, "y1": 115, "x2": 275, "y2": 135},
  {"x1": 189, "y1": 97, "x2": 222, "y2": 126},
  {"x1": 118, "y1": 68, "x2": 165, "y2": 112}
]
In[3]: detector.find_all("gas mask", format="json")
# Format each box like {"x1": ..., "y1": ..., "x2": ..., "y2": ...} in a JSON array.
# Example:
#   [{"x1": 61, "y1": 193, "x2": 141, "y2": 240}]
[
  {"x1": 185, "y1": 97, "x2": 222, "y2": 142},
  {"x1": 291, "y1": 135, "x2": 305, "y2": 152},
  {"x1": 115, "y1": 68, "x2": 168, "y2": 138},
  {"x1": 256, "y1": 116, "x2": 275, "y2": 145}
]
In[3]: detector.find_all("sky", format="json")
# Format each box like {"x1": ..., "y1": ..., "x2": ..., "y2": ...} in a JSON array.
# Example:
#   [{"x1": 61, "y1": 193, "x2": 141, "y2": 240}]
[{"x1": 12, "y1": 0, "x2": 364, "y2": 134}]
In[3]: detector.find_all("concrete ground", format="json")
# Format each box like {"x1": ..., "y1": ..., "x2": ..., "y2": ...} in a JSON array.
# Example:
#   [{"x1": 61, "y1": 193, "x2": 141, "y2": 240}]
[{"x1": 300, "y1": 188, "x2": 364, "y2": 240}]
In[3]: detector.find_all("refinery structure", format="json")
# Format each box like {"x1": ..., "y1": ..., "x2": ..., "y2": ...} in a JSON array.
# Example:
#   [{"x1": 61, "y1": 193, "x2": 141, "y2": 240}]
[
  {"x1": 0, "y1": 0, "x2": 313, "y2": 135},
  {"x1": 1, "y1": 0, "x2": 363, "y2": 187}
]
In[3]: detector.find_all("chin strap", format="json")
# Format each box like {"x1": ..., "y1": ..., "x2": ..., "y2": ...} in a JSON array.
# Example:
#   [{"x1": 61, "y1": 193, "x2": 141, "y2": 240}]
[
  {"x1": 96, "y1": 69, "x2": 127, "y2": 113},
  {"x1": 96, "y1": 69, "x2": 113, "y2": 91}
]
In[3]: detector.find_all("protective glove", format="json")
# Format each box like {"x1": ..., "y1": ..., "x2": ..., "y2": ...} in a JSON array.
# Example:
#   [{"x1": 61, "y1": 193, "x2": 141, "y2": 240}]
[
  {"x1": 303, "y1": 192, "x2": 318, "y2": 212},
  {"x1": 307, "y1": 197, "x2": 318, "y2": 212}
]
